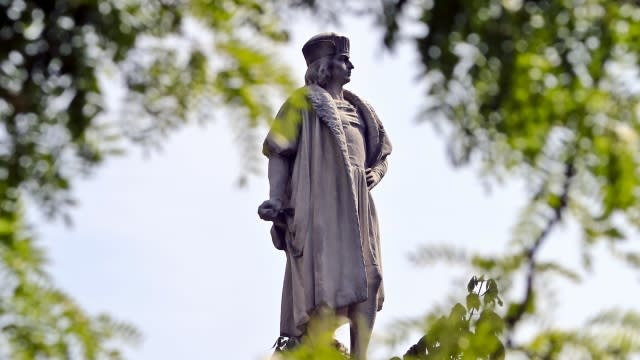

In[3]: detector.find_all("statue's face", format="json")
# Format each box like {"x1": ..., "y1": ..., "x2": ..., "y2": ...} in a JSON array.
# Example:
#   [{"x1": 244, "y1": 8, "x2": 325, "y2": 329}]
[{"x1": 330, "y1": 54, "x2": 354, "y2": 85}]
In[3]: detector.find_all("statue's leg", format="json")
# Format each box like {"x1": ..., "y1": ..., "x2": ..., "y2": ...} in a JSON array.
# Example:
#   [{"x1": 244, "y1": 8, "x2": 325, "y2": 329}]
[
  {"x1": 348, "y1": 267, "x2": 381, "y2": 360},
  {"x1": 302, "y1": 306, "x2": 348, "y2": 345}
]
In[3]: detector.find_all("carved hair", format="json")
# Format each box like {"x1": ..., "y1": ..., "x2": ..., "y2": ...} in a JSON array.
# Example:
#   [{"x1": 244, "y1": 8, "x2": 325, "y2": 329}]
[{"x1": 304, "y1": 56, "x2": 333, "y2": 87}]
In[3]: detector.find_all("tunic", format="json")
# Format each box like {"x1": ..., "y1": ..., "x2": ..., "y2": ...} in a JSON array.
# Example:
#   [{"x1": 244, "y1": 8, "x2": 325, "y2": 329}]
[
  {"x1": 335, "y1": 98, "x2": 379, "y2": 272},
  {"x1": 334, "y1": 99, "x2": 382, "y2": 320}
]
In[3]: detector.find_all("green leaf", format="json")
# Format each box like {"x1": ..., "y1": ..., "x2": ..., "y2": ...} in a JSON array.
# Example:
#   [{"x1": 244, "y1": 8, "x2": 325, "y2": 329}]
[
  {"x1": 467, "y1": 293, "x2": 481, "y2": 312},
  {"x1": 467, "y1": 276, "x2": 478, "y2": 293},
  {"x1": 477, "y1": 309, "x2": 505, "y2": 336},
  {"x1": 483, "y1": 279, "x2": 499, "y2": 306}
]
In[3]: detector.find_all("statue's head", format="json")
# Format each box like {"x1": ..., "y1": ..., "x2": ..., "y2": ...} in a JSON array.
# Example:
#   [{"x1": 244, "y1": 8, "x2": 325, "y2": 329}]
[{"x1": 302, "y1": 33, "x2": 354, "y2": 87}]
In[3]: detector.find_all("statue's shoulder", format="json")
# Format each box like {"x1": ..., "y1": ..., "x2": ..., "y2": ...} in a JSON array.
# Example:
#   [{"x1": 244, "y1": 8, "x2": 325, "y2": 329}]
[
  {"x1": 291, "y1": 86, "x2": 310, "y2": 99},
  {"x1": 296, "y1": 85, "x2": 336, "y2": 116},
  {"x1": 343, "y1": 89, "x2": 374, "y2": 112},
  {"x1": 279, "y1": 87, "x2": 312, "y2": 110}
]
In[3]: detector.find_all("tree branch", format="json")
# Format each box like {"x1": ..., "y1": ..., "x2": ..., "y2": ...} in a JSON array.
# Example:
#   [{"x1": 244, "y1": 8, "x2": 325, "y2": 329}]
[{"x1": 505, "y1": 160, "x2": 575, "y2": 347}]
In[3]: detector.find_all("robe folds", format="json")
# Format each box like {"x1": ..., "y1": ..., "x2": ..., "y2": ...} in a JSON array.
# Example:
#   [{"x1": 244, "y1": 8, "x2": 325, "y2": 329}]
[{"x1": 263, "y1": 84, "x2": 392, "y2": 337}]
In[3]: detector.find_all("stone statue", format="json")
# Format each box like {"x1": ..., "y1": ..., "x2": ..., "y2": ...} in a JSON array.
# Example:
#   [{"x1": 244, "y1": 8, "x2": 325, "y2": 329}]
[{"x1": 258, "y1": 33, "x2": 392, "y2": 360}]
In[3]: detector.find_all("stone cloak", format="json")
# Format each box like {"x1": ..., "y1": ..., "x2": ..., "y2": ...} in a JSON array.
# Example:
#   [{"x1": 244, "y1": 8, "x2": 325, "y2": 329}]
[{"x1": 263, "y1": 84, "x2": 392, "y2": 336}]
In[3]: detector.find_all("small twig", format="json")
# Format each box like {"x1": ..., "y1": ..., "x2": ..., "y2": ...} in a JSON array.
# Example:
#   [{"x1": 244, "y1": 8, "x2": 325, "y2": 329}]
[{"x1": 480, "y1": 280, "x2": 489, "y2": 296}]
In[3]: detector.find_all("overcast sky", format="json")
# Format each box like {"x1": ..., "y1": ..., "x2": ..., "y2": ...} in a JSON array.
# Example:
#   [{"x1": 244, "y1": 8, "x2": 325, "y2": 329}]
[{"x1": 33, "y1": 12, "x2": 639, "y2": 360}]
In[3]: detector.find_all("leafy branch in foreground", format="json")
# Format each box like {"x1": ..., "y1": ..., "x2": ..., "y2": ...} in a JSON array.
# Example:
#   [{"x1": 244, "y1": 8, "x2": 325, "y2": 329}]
[
  {"x1": 1, "y1": 0, "x2": 297, "y2": 222},
  {"x1": 393, "y1": 152, "x2": 639, "y2": 358},
  {"x1": 351, "y1": 0, "x2": 640, "y2": 358},
  {"x1": 1, "y1": 0, "x2": 298, "y2": 357},
  {"x1": 377, "y1": 0, "x2": 640, "y2": 272},
  {"x1": 394, "y1": 276, "x2": 505, "y2": 360},
  {"x1": 0, "y1": 206, "x2": 139, "y2": 359}
]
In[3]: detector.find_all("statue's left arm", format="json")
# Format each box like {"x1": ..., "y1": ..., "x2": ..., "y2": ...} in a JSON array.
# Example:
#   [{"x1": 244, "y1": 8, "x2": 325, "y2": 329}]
[
  {"x1": 350, "y1": 92, "x2": 392, "y2": 190},
  {"x1": 366, "y1": 157, "x2": 388, "y2": 190}
]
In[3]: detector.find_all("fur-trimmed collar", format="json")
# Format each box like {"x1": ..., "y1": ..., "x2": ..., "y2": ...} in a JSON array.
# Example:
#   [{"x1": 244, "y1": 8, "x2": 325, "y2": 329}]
[
  {"x1": 305, "y1": 84, "x2": 391, "y2": 167},
  {"x1": 306, "y1": 84, "x2": 349, "y2": 155}
]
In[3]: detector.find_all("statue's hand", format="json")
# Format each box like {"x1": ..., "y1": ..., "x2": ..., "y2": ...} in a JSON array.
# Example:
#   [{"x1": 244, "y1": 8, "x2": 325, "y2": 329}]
[
  {"x1": 366, "y1": 168, "x2": 381, "y2": 190},
  {"x1": 258, "y1": 199, "x2": 283, "y2": 221}
]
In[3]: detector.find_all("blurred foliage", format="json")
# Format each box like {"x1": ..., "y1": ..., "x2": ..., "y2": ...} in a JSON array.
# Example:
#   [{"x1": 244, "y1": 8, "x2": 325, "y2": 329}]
[
  {"x1": 379, "y1": 0, "x2": 640, "y2": 260},
  {"x1": 4, "y1": 0, "x2": 640, "y2": 358},
  {"x1": 402, "y1": 241, "x2": 640, "y2": 358},
  {"x1": 0, "y1": 206, "x2": 140, "y2": 359},
  {"x1": 0, "y1": 0, "x2": 296, "y2": 220},
  {"x1": 366, "y1": 0, "x2": 640, "y2": 359},
  {"x1": 272, "y1": 312, "x2": 351, "y2": 360},
  {"x1": 275, "y1": 278, "x2": 507, "y2": 360},
  {"x1": 392, "y1": 277, "x2": 505, "y2": 360},
  {"x1": 1, "y1": 0, "x2": 296, "y2": 357}
]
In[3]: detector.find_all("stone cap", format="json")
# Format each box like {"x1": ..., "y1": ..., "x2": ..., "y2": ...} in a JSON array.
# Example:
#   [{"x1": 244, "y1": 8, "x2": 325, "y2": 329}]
[{"x1": 302, "y1": 33, "x2": 350, "y2": 66}]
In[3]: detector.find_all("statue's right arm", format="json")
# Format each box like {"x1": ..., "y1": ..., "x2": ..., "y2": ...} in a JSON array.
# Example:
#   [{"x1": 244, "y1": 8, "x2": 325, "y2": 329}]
[
  {"x1": 259, "y1": 93, "x2": 304, "y2": 221},
  {"x1": 268, "y1": 155, "x2": 290, "y2": 202},
  {"x1": 257, "y1": 154, "x2": 290, "y2": 221}
]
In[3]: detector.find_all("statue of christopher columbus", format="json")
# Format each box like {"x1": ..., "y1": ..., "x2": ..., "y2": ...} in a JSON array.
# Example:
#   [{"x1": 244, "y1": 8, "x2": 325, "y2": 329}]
[{"x1": 258, "y1": 32, "x2": 392, "y2": 360}]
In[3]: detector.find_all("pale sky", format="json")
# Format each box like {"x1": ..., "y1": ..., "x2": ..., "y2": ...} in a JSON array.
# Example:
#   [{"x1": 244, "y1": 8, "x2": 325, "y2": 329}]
[{"x1": 34, "y1": 12, "x2": 639, "y2": 360}]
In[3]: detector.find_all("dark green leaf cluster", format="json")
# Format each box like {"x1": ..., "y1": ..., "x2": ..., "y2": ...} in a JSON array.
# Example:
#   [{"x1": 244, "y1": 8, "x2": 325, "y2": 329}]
[
  {"x1": 1, "y1": 0, "x2": 297, "y2": 357},
  {"x1": 379, "y1": 0, "x2": 640, "y2": 269},
  {"x1": 365, "y1": 2, "x2": 640, "y2": 356},
  {"x1": 0, "y1": 0, "x2": 293, "y2": 219},
  {"x1": 1, "y1": 0, "x2": 296, "y2": 218},
  {"x1": 0, "y1": 0, "x2": 182, "y2": 219}
]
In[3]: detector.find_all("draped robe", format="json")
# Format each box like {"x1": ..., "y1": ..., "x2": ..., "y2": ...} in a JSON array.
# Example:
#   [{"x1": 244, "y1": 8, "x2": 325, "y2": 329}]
[{"x1": 263, "y1": 85, "x2": 392, "y2": 336}]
